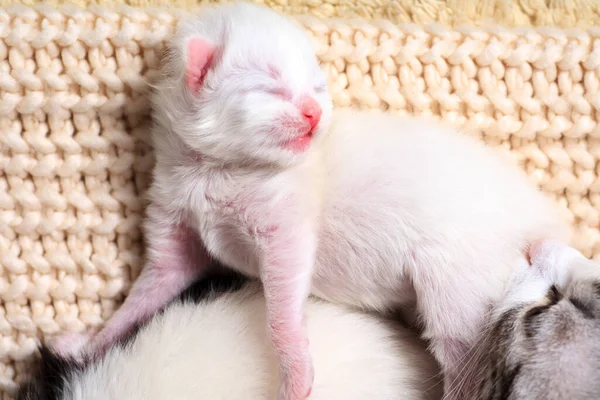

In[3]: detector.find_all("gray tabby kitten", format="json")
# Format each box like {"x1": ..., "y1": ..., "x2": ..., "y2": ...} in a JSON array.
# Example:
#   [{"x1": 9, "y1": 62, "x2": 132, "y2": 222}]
[{"x1": 453, "y1": 239, "x2": 600, "y2": 400}]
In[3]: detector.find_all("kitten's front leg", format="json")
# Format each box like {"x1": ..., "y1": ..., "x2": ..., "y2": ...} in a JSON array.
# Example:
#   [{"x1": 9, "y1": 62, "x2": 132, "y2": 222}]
[
  {"x1": 259, "y1": 221, "x2": 317, "y2": 400},
  {"x1": 52, "y1": 203, "x2": 210, "y2": 359}
]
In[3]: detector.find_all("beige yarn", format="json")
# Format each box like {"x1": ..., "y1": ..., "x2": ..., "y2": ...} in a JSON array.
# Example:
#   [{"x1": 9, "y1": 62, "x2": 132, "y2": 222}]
[
  {"x1": 3, "y1": 0, "x2": 600, "y2": 28},
  {"x1": 1, "y1": 3, "x2": 600, "y2": 398}
]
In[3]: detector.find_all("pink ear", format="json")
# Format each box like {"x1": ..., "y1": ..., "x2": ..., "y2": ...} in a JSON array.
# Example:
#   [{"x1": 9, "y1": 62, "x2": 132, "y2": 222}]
[{"x1": 185, "y1": 37, "x2": 215, "y2": 93}]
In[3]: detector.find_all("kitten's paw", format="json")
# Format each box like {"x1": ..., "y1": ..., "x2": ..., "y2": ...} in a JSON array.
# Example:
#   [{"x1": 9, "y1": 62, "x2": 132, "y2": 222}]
[
  {"x1": 529, "y1": 240, "x2": 583, "y2": 275},
  {"x1": 527, "y1": 239, "x2": 598, "y2": 288},
  {"x1": 48, "y1": 331, "x2": 94, "y2": 360},
  {"x1": 277, "y1": 354, "x2": 314, "y2": 400},
  {"x1": 529, "y1": 239, "x2": 575, "y2": 266}
]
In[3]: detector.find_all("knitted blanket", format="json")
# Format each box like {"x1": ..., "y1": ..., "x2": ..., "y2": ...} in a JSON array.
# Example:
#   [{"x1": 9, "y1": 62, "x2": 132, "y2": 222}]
[
  {"x1": 2, "y1": 0, "x2": 600, "y2": 28},
  {"x1": 1, "y1": 2, "x2": 600, "y2": 398}
]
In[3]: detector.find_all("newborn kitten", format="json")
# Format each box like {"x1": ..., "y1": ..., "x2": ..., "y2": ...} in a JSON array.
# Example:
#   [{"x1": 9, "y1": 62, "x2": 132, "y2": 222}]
[
  {"x1": 54, "y1": 2, "x2": 570, "y2": 399},
  {"x1": 19, "y1": 270, "x2": 442, "y2": 400},
  {"x1": 453, "y1": 240, "x2": 600, "y2": 399}
]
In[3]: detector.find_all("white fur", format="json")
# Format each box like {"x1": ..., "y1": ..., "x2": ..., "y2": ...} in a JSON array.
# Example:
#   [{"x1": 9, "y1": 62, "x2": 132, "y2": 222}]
[
  {"x1": 83, "y1": 3, "x2": 572, "y2": 398},
  {"x1": 60, "y1": 285, "x2": 442, "y2": 400},
  {"x1": 529, "y1": 239, "x2": 600, "y2": 287},
  {"x1": 152, "y1": 2, "x2": 332, "y2": 169}
]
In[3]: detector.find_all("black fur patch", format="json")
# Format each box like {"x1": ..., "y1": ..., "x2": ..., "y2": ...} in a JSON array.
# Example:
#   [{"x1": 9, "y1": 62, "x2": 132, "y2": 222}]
[
  {"x1": 177, "y1": 267, "x2": 249, "y2": 304},
  {"x1": 569, "y1": 297, "x2": 595, "y2": 319},
  {"x1": 547, "y1": 285, "x2": 562, "y2": 305},
  {"x1": 16, "y1": 346, "x2": 86, "y2": 400},
  {"x1": 493, "y1": 363, "x2": 521, "y2": 399},
  {"x1": 16, "y1": 267, "x2": 250, "y2": 400},
  {"x1": 523, "y1": 304, "x2": 551, "y2": 338}
]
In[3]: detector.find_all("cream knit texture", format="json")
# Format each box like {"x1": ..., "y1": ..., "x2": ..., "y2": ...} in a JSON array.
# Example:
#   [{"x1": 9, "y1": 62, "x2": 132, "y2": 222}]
[
  {"x1": 1, "y1": 3, "x2": 600, "y2": 398},
  {"x1": 2, "y1": 0, "x2": 600, "y2": 28}
]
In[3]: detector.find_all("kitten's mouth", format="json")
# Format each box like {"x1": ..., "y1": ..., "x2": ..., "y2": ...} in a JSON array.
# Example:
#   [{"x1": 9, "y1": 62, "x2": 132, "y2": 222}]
[{"x1": 282, "y1": 130, "x2": 314, "y2": 153}]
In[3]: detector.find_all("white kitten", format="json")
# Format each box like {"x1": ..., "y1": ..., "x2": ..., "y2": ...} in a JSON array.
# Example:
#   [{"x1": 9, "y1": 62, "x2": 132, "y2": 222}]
[
  {"x1": 21, "y1": 274, "x2": 442, "y2": 400},
  {"x1": 64, "y1": 3, "x2": 571, "y2": 399}
]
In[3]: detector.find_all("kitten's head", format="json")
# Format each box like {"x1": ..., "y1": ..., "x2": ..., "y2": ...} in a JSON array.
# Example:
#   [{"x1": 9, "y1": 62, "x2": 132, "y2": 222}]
[
  {"x1": 464, "y1": 241, "x2": 600, "y2": 400},
  {"x1": 152, "y1": 2, "x2": 332, "y2": 167}
]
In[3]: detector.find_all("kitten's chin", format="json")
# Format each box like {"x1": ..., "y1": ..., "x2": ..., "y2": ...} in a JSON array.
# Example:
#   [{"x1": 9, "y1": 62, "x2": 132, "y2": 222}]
[
  {"x1": 272, "y1": 151, "x2": 309, "y2": 169},
  {"x1": 282, "y1": 134, "x2": 313, "y2": 153},
  {"x1": 232, "y1": 146, "x2": 307, "y2": 170}
]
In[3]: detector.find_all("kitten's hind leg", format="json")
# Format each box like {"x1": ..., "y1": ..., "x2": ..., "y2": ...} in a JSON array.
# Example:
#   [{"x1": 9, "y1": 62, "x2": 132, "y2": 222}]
[
  {"x1": 410, "y1": 261, "x2": 493, "y2": 400},
  {"x1": 66, "y1": 203, "x2": 209, "y2": 358}
]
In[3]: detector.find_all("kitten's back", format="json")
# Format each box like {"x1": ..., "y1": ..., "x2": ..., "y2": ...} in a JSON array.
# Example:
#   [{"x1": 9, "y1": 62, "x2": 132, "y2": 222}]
[
  {"x1": 322, "y1": 109, "x2": 567, "y2": 239},
  {"x1": 319, "y1": 108, "x2": 569, "y2": 259},
  {"x1": 309, "y1": 108, "x2": 569, "y2": 314}
]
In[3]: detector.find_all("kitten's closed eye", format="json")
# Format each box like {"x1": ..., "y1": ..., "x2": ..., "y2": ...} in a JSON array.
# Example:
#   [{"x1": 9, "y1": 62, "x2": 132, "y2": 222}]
[{"x1": 266, "y1": 87, "x2": 292, "y2": 100}]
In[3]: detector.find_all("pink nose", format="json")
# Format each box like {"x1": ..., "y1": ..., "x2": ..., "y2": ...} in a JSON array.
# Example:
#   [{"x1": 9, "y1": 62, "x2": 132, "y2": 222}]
[{"x1": 300, "y1": 97, "x2": 322, "y2": 129}]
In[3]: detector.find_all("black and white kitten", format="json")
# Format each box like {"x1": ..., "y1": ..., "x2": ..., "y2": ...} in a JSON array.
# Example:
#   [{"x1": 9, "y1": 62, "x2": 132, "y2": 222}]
[
  {"x1": 19, "y1": 240, "x2": 600, "y2": 400},
  {"x1": 17, "y1": 266, "x2": 442, "y2": 400}
]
